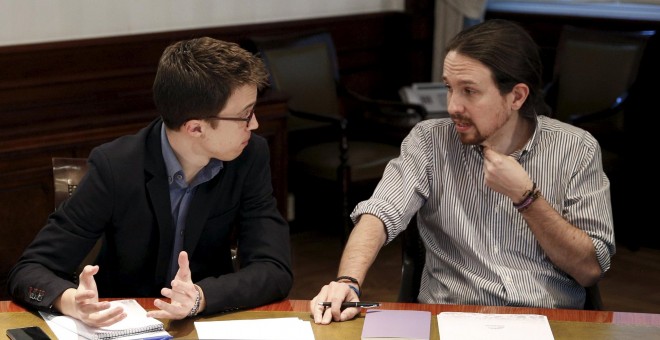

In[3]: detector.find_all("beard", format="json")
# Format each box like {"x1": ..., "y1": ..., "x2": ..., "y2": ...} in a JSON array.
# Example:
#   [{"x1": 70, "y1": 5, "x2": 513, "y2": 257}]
[{"x1": 452, "y1": 115, "x2": 486, "y2": 145}]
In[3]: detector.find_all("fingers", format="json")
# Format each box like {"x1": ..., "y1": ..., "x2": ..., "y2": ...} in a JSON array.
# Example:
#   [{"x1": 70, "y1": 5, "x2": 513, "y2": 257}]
[
  {"x1": 310, "y1": 285, "x2": 329, "y2": 324},
  {"x1": 78, "y1": 265, "x2": 100, "y2": 291},
  {"x1": 174, "y1": 251, "x2": 192, "y2": 282},
  {"x1": 149, "y1": 271, "x2": 198, "y2": 320},
  {"x1": 74, "y1": 286, "x2": 125, "y2": 328},
  {"x1": 149, "y1": 297, "x2": 187, "y2": 320},
  {"x1": 148, "y1": 288, "x2": 194, "y2": 320},
  {"x1": 339, "y1": 307, "x2": 361, "y2": 322},
  {"x1": 311, "y1": 281, "x2": 360, "y2": 325},
  {"x1": 76, "y1": 265, "x2": 101, "y2": 306},
  {"x1": 79, "y1": 305, "x2": 126, "y2": 328}
]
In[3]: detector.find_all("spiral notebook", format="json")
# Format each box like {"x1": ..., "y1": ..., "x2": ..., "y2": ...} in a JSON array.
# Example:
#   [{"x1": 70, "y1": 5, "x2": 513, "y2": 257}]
[{"x1": 39, "y1": 299, "x2": 172, "y2": 340}]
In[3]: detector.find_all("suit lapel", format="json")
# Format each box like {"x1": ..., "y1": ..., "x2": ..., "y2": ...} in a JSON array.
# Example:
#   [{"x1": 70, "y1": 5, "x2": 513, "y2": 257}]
[
  {"x1": 144, "y1": 119, "x2": 175, "y2": 285},
  {"x1": 184, "y1": 169, "x2": 226, "y2": 252}
]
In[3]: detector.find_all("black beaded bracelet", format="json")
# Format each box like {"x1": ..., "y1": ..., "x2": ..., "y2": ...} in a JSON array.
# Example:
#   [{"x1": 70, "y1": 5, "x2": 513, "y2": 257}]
[{"x1": 335, "y1": 276, "x2": 361, "y2": 297}]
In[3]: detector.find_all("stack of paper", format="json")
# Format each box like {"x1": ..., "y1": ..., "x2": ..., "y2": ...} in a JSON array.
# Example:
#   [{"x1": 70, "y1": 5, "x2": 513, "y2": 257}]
[
  {"x1": 195, "y1": 317, "x2": 314, "y2": 340},
  {"x1": 40, "y1": 299, "x2": 172, "y2": 340},
  {"x1": 361, "y1": 309, "x2": 432, "y2": 340},
  {"x1": 437, "y1": 312, "x2": 555, "y2": 340}
]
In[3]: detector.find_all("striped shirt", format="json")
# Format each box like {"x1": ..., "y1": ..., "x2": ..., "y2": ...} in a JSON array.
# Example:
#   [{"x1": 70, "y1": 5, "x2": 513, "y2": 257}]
[{"x1": 351, "y1": 115, "x2": 615, "y2": 309}]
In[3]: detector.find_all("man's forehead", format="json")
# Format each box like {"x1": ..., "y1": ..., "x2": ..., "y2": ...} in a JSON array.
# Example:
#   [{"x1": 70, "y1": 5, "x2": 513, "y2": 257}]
[{"x1": 443, "y1": 52, "x2": 492, "y2": 84}]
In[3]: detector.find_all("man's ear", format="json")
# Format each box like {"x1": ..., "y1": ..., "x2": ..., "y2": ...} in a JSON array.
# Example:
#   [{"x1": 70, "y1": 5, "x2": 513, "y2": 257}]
[
  {"x1": 183, "y1": 120, "x2": 203, "y2": 136},
  {"x1": 510, "y1": 83, "x2": 530, "y2": 111}
]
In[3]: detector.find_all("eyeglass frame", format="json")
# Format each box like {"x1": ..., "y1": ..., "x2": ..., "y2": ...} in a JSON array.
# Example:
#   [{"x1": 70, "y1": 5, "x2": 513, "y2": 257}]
[{"x1": 201, "y1": 108, "x2": 255, "y2": 127}]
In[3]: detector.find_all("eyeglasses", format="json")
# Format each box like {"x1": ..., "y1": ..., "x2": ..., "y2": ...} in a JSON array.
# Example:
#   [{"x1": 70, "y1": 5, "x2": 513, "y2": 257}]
[{"x1": 204, "y1": 108, "x2": 255, "y2": 127}]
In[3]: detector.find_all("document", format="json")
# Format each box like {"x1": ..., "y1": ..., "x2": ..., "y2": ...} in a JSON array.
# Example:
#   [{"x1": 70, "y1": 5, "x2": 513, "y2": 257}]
[
  {"x1": 361, "y1": 309, "x2": 432, "y2": 340},
  {"x1": 437, "y1": 312, "x2": 555, "y2": 340},
  {"x1": 39, "y1": 299, "x2": 172, "y2": 340},
  {"x1": 195, "y1": 317, "x2": 314, "y2": 340}
]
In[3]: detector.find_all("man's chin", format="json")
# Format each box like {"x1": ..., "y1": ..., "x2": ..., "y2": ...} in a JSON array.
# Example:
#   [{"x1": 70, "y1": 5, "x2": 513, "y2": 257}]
[{"x1": 458, "y1": 135, "x2": 483, "y2": 146}]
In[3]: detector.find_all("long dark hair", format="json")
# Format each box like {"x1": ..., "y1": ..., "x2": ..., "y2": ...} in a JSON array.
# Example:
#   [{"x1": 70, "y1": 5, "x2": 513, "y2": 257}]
[{"x1": 446, "y1": 19, "x2": 550, "y2": 118}]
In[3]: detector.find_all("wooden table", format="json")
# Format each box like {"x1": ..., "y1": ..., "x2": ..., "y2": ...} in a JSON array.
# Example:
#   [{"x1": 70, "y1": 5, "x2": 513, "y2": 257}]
[{"x1": 2, "y1": 299, "x2": 660, "y2": 339}]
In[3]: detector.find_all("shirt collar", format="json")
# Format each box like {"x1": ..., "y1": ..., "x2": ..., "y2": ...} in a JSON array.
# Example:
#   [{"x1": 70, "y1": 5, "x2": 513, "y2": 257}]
[
  {"x1": 160, "y1": 124, "x2": 223, "y2": 187},
  {"x1": 471, "y1": 116, "x2": 541, "y2": 161}
]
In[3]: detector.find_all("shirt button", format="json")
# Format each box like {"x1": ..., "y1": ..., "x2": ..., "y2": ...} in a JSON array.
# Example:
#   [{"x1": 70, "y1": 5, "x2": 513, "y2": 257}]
[
  {"x1": 176, "y1": 174, "x2": 183, "y2": 180},
  {"x1": 494, "y1": 247, "x2": 499, "y2": 253}
]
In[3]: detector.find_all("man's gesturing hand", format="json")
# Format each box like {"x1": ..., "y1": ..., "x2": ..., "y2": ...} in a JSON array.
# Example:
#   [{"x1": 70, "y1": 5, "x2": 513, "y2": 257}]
[{"x1": 148, "y1": 251, "x2": 203, "y2": 320}]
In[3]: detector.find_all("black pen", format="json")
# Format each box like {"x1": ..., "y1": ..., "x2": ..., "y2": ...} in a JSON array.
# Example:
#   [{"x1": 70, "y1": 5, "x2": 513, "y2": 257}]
[{"x1": 318, "y1": 301, "x2": 380, "y2": 308}]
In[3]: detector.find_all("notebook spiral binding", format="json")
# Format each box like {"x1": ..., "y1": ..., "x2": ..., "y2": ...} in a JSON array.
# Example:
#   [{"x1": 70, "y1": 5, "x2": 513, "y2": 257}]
[{"x1": 94, "y1": 323, "x2": 165, "y2": 340}]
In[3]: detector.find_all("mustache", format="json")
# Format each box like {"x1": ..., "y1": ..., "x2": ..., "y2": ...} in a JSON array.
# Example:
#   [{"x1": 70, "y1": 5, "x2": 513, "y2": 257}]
[{"x1": 450, "y1": 114, "x2": 470, "y2": 124}]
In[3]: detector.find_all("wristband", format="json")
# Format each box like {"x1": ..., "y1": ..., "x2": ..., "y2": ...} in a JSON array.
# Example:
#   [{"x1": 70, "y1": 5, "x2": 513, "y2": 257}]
[
  {"x1": 517, "y1": 189, "x2": 541, "y2": 212},
  {"x1": 514, "y1": 191, "x2": 535, "y2": 209},
  {"x1": 347, "y1": 285, "x2": 361, "y2": 298},
  {"x1": 335, "y1": 276, "x2": 361, "y2": 297},
  {"x1": 514, "y1": 181, "x2": 536, "y2": 207}
]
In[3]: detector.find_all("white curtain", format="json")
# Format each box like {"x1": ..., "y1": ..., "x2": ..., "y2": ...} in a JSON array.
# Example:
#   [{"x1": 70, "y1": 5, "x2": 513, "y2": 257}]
[{"x1": 432, "y1": 0, "x2": 488, "y2": 81}]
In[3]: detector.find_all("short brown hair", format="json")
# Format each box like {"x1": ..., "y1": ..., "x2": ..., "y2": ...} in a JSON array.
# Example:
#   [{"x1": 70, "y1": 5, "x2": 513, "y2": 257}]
[{"x1": 153, "y1": 37, "x2": 269, "y2": 128}]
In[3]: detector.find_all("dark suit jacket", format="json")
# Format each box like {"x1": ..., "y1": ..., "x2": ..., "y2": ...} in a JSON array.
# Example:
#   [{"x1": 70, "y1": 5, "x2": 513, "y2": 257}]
[{"x1": 8, "y1": 118, "x2": 292, "y2": 314}]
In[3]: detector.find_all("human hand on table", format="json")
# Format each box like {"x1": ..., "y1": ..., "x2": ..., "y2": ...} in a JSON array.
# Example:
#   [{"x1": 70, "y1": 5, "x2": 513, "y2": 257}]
[{"x1": 310, "y1": 280, "x2": 361, "y2": 324}]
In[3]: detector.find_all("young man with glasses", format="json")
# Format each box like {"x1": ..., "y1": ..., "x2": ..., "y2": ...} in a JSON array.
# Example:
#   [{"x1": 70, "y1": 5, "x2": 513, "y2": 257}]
[{"x1": 9, "y1": 37, "x2": 292, "y2": 327}]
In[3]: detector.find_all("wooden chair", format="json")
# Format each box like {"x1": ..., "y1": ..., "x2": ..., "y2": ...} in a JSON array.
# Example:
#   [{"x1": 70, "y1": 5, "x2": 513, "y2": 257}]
[
  {"x1": 52, "y1": 157, "x2": 101, "y2": 277},
  {"x1": 248, "y1": 30, "x2": 427, "y2": 243},
  {"x1": 52, "y1": 157, "x2": 89, "y2": 210},
  {"x1": 398, "y1": 218, "x2": 604, "y2": 310}
]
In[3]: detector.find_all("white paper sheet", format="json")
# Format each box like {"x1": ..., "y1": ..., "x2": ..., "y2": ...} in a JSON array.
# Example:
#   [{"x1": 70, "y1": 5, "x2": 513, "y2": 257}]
[
  {"x1": 39, "y1": 299, "x2": 171, "y2": 340},
  {"x1": 195, "y1": 317, "x2": 315, "y2": 340},
  {"x1": 437, "y1": 312, "x2": 555, "y2": 340}
]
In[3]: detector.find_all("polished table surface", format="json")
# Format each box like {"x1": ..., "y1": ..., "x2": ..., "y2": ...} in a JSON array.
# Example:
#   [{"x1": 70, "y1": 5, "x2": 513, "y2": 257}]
[{"x1": 2, "y1": 299, "x2": 660, "y2": 339}]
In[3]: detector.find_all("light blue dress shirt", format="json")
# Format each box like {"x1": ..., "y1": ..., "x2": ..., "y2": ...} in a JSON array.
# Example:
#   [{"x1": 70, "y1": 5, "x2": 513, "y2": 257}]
[{"x1": 160, "y1": 124, "x2": 222, "y2": 282}]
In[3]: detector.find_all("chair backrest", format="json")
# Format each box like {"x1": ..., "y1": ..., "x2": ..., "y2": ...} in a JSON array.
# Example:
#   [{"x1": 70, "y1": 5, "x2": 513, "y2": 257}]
[
  {"x1": 52, "y1": 157, "x2": 102, "y2": 275},
  {"x1": 398, "y1": 217, "x2": 603, "y2": 310},
  {"x1": 551, "y1": 26, "x2": 654, "y2": 122},
  {"x1": 250, "y1": 31, "x2": 341, "y2": 123},
  {"x1": 52, "y1": 157, "x2": 89, "y2": 210}
]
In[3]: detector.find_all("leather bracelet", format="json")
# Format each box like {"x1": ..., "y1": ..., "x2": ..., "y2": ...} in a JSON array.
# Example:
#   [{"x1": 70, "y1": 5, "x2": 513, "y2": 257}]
[
  {"x1": 188, "y1": 285, "x2": 201, "y2": 317},
  {"x1": 514, "y1": 181, "x2": 537, "y2": 207},
  {"x1": 517, "y1": 189, "x2": 541, "y2": 212},
  {"x1": 335, "y1": 276, "x2": 361, "y2": 297}
]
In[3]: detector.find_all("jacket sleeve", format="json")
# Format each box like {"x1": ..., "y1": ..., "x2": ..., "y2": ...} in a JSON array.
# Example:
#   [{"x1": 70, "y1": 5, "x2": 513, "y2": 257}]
[{"x1": 196, "y1": 135, "x2": 293, "y2": 314}]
